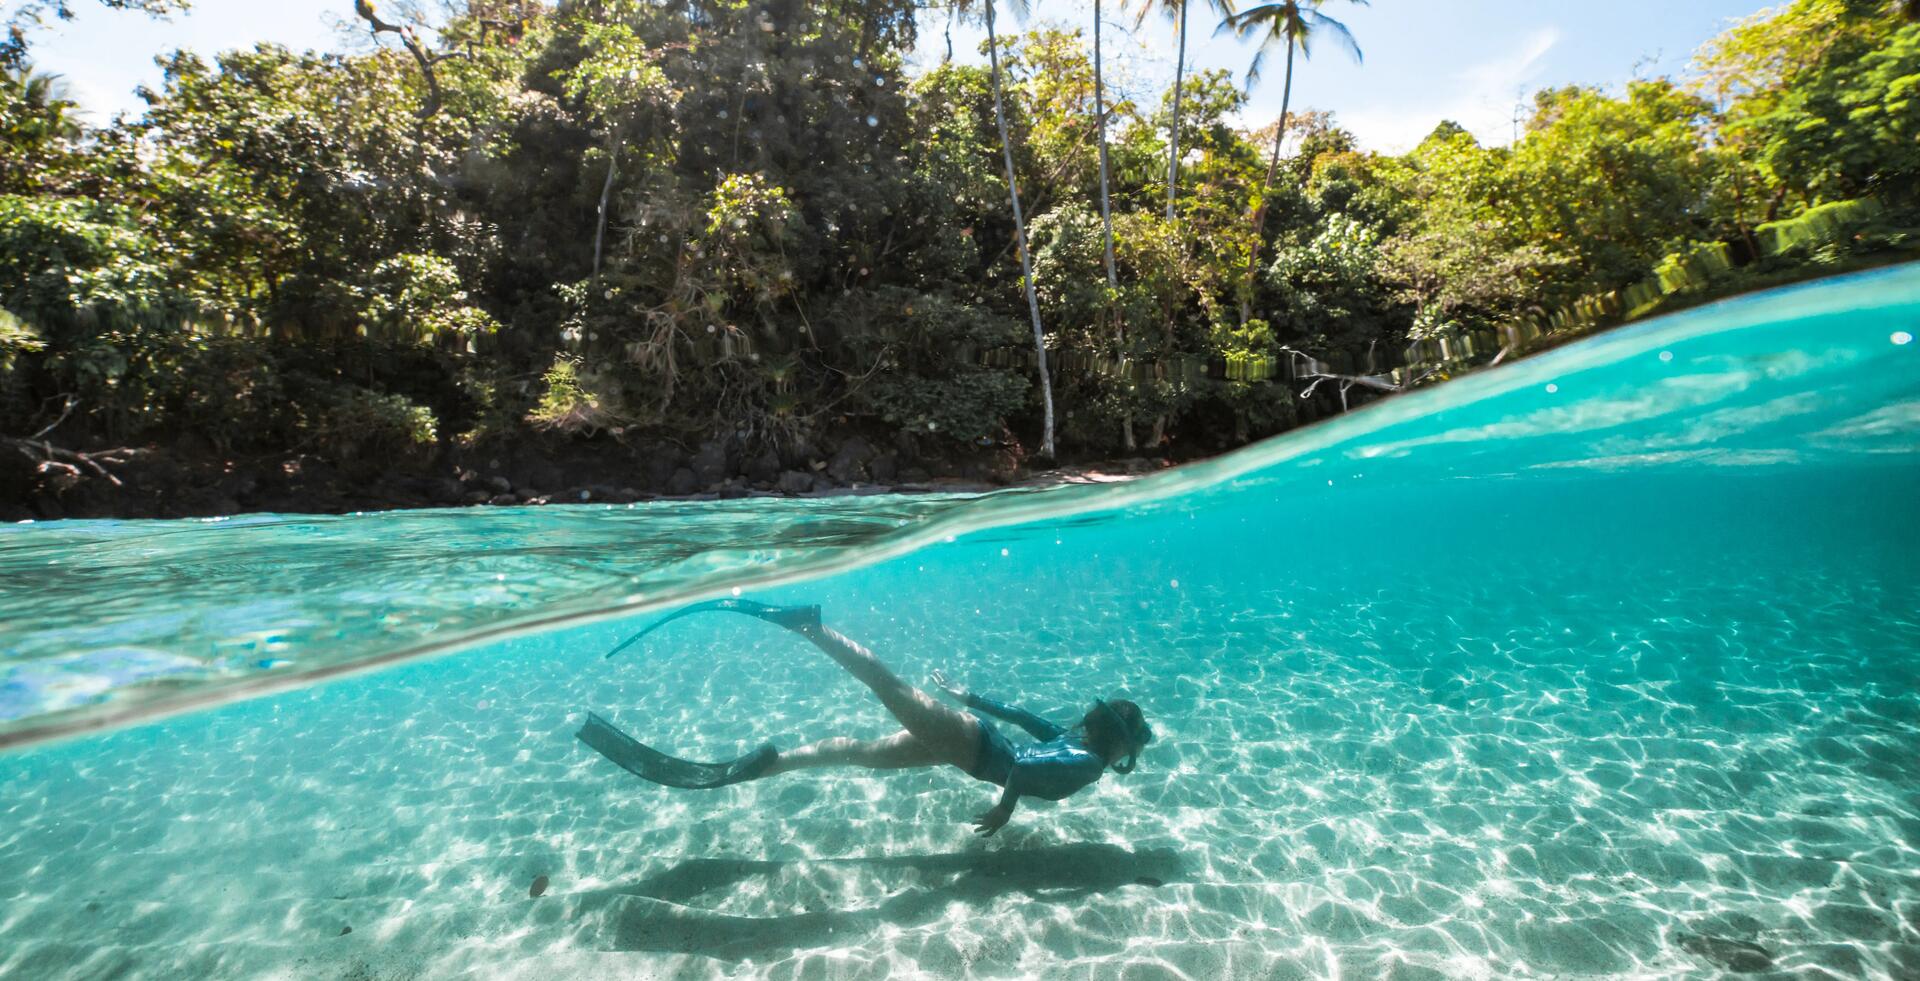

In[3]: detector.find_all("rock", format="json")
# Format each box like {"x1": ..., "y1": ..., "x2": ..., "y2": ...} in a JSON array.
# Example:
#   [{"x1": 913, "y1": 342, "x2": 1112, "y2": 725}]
[
  {"x1": 1677, "y1": 934, "x2": 1772, "y2": 973},
  {"x1": 614, "y1": 486, "x2": 641, "y2": 503},
  {"x1": 746, "y1": 449, "x2": 782, "y2": 484},
  {"x1": 486, "y1": 475, "x2": 512, "y2": 494},
  {"x1": 827, "y1": 437, "x2": 874, "y2": 484},
  {"x1": 642, "y1": 451, "x2": 684, "y2": 490},
  {"x1": 691, "y1": 440, "x2": 730, "y2": 486},
  {"x1": 428, "y1": 477, "x2": 466, "y2": 505},
  {"x1": 868, "y1": 452, "x2": 898, "y2": 483},
  {"x1": 718, "y1": 483, "x2": 749, "y2": 500},
  {"x1": 529, "y1": 875, "x2": 550, "y2": 898},
  {"x1": 778, "y1": 470, "x2": 815, "y2": 495},
  {"x1": 780, "y1": 436, "x2": 818, "y2": 470},
  {"x1": 665, "y1": 467, "x2": 700, "y2": 496},
  {"x1": 900, "y1": 467, "x2": 931, "y2": 483},
  {"x1": 464, "y1": 490, "x2": 491, "y2": 505},
  {"x1": 525, "y1": 464, "x2": 564, "y2": 494},
  {"x1": 488, "y1": 493, "x2": 516, "y2": 506}
]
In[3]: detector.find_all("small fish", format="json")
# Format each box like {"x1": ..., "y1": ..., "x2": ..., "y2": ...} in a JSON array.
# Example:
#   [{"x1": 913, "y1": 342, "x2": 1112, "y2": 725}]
[
  {"x1": 529, "y1": 875, "x2": 550, "y2": 898},
  {"x1": 1133, "y1": 876, "x2": 1165, "y2": 888},
  {"x1": 338, "y1": 926, "x2": 352, "y2": 937}
]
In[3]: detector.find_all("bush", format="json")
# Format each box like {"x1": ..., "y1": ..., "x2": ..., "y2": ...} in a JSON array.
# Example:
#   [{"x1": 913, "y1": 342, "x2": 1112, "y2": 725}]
[
  {"x1": 526, "y1": 356, "x2": 627, "y2": 435},
  {"x1": 292, "y1": 380, "x2": 437, "y2": 460}
]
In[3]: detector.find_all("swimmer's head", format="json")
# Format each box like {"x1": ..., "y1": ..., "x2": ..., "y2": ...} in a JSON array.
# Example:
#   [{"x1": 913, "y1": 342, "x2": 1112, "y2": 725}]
[{"x1": 1084, "y1": 698, "x2": 1152, "y2": 773}]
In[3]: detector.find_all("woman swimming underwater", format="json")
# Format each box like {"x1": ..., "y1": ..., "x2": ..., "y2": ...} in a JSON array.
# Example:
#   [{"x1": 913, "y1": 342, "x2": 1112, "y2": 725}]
[{"x1": 577, "y1": 599, "x2": 1153, "y2": 836}]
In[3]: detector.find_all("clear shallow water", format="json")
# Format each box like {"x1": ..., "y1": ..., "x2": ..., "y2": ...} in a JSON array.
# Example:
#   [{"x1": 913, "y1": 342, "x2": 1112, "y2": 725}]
[{"x1": 2, "y1": 265, "x2": 1919, "y2": 978}]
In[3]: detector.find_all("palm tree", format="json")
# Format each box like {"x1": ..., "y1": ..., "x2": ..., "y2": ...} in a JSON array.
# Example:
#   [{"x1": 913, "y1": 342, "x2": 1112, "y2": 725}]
[
  {"x1": 1218, "y1": 0, "x2": 1364, "y2": 322},
  {"x1": 1132, "y1": 0, "x2": 1236, "y2": 219},
  {"x1": 964, "y1": 0, "x2": 1057, "y2": 458}
]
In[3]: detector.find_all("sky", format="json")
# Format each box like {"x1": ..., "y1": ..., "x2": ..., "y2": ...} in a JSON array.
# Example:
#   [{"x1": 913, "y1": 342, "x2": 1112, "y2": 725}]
[{"x1": 29, "y1": 0, "x2": 1777, "y2": 152}]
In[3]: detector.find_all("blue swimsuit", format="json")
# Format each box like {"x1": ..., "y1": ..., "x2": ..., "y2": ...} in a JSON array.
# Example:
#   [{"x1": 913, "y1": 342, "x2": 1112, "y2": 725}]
[{"x1": 962, "y1": 694, "x2": 1107, "y2": 801}]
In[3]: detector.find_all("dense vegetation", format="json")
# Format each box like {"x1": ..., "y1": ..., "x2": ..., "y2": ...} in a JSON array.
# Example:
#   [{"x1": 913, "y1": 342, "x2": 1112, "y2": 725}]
[{"x1": 1, "y1": 0, "x2": 1916, "y2": 514}]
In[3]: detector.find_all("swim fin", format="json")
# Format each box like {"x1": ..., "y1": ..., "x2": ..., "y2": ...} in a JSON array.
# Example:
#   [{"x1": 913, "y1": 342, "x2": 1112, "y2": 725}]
[
  {"x1": 602, "y1": 599, "x2": 822, "y2": 659},
  {"x1": 576, "y1": 711, "x2": 778, "y2": 789}
]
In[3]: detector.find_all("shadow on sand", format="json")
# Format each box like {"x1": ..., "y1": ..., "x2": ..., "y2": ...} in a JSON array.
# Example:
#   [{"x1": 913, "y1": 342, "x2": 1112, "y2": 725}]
[{"x1": 569, "y1": 842, "x2": 1187, "y2": 959}]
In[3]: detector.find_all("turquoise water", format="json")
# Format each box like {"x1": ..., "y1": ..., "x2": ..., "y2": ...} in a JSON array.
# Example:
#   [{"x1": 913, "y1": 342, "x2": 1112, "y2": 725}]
[{"x1": 3, "y1": 266, "x2": 1920, "y2": 978}]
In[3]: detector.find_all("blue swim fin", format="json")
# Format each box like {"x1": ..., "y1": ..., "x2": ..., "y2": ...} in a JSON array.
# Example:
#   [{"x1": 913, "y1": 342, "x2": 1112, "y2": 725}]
[
  {"x1": 577, "y1": 711, "x2": 777, "y2": 789},
  {"x1": 601, "y1": 599, "x2": 822, "y2": 659}
]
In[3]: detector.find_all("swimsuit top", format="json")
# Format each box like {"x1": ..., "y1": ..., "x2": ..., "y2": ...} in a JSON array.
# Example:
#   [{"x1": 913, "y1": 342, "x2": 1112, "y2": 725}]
[{"x1": 964, "y1": 693, "x2": 1107, "y2": 801}]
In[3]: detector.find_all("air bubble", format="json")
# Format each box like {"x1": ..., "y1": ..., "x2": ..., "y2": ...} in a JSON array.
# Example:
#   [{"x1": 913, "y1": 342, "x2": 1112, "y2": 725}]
[
  {"x1": 1658, "y1": 350, "x2": 1673, "y2": 362},
  {"x1": 1545, "y1": 383, "x2": 1559, "y2": 393},
  {"x1": 1893, "y1": 331, "x2": 1914, "y2": 346},
  {"x1": 866, "y1": 115, "x2": 878, "y2": 127}
]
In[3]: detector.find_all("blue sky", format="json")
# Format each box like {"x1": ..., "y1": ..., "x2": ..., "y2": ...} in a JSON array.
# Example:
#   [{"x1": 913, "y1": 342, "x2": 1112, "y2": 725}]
[{"x1": 32, "y1": 0, "x2": 1775, "y2": 151}]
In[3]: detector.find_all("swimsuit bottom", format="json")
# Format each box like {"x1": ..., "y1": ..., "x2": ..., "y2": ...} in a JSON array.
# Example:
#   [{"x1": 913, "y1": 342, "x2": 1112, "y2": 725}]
[{"x1": 964, "y1": 717, "x2": 1016, "y2": 787}]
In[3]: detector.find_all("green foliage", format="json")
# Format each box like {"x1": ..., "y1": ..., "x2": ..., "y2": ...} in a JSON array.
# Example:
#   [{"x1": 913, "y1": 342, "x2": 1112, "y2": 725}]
[
  {"x1": 2, "y1": 1, "x2": 1914, "y2": 473},
  {"x1": 294, "y1": 382, "x2": 438, "y2": 459},
  {"x1": 527, "y1": 355, "x2": 625, "y2": 435}
]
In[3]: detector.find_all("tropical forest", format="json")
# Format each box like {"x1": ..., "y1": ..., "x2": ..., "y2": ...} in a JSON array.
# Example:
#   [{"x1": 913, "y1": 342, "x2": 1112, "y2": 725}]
[{"x1": 2, "y1": 0, "x2": 1917, "y2": 518}]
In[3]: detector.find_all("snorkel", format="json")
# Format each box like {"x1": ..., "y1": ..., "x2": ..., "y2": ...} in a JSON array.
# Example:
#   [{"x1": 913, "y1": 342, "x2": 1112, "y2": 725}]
[{"x1": 1093, "y1": 698, "x2": 1153, "y2": 773}]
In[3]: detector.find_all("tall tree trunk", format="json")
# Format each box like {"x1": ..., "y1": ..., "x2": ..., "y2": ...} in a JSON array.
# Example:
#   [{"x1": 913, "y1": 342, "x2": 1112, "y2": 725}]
[
  {"x1": 593, "y1": 129, "x2": 621, "y2": 281},
  {"x1": 1238, "y1": 41, "x2": 1294, "y2": 326},
  {"x1": 1095, "y1": 0, "x2": 1123, "y2": 449},
  {"x1": 1095, "y1": 0, "x2": 1117, "y2": 292},
  {"x1": 986, "y1": 1, "x2": 1057, "y2": 458},
  {"x1": 1165, "y1": 0, "x2": 1189, "y2": 219}
]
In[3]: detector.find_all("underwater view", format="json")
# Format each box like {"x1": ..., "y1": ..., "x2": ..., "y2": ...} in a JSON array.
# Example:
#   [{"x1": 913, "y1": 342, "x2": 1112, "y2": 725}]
[{"x1": 4, "y1": 265, "x2": 1920, "y2": 979}]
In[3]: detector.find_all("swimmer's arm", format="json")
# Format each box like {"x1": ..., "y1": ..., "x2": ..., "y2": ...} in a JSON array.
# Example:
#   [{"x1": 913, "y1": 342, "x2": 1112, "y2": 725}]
[
  {"x1": 934, "y1": 671, "x2": 1064, "y2": 742},
  {"x1": 972, "y1": 785, "x2": 1019, "y2": 836}
]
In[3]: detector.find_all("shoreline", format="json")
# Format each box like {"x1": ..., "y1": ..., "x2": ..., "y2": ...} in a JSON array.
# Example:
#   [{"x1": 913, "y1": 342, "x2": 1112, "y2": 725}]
[{"x1": 1, "y1": 441, "x2": 1163, "y2": 522}]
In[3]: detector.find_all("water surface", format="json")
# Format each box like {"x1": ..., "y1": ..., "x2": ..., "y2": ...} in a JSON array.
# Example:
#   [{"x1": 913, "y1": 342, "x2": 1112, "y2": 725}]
[{"x1": 2, "y1": 266, "x2": 1918, "y2": 978}]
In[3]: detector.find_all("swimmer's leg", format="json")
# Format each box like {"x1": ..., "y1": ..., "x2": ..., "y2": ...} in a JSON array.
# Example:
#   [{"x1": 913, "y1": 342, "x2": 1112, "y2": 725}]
[
  {"x1": 789, "y1": 623, "x2": 982, "y2": 772},
  {"x1": 763, "y1": 730, "x2": 944, "y2": 775},
  {"x1": 616, "y1": 600, "x2": 982, "y2": 771}
]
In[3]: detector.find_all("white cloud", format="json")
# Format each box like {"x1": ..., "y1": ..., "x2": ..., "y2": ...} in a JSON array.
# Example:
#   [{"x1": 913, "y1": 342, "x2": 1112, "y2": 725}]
[{"x1": 1339, "y1": 27, "x2": 1561, "y2": 152}]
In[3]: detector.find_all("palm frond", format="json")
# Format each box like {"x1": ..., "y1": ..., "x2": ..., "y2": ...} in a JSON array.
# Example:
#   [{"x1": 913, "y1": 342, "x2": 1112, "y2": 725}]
[{"x1": 1303, "y1": 9, "x2": 1363, "y2": 63}]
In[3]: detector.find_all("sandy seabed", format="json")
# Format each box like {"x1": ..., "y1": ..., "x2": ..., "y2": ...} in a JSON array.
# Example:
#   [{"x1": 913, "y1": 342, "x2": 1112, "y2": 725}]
[{"x1": 3, "y1": 490, "x2": 1919, "y2": 981}]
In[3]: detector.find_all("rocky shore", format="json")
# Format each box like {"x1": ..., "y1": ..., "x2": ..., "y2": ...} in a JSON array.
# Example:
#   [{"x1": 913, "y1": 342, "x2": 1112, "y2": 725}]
[{"x1": 1, "y1": 430, "x2": 1166, "y2": 521}]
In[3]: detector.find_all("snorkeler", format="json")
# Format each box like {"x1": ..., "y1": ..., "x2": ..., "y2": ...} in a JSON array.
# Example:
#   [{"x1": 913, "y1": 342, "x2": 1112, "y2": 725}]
[{"x1": 578, "y1": 599, "x2": 1153, "y2": 836}]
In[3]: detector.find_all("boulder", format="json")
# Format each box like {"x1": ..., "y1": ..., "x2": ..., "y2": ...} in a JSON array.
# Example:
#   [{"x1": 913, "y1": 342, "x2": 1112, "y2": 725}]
[
  {"x1": 428, "y1": 477, "x2": 466, "y2": 505},
  {"x1": 826, "y1": 437, "x2": 874, "y2": 484},
  {"x1": 642, "y1": 447, "x2": 686, "y2": 489},
  {"x1": 486, "y1": 475, "x2": 512, "y2": 494},
  {"x1": 488, "y1": 493, "x2": 516, "y2": 506},
  {"x1": 691, "y1": 440, "x2": 731, "y2": 486},
  {"x1": 745, "y1": 448, "x2": 782, "y2": 484},
  {"x1": 665, "y1": 467, "x2": 700, "y2": 496},
  {"x1": 777, "y1": 470, "x2": 815, "y2": 495},
  {"x1": 868, "y1": 452, "x2": 898, "y2": 483}
]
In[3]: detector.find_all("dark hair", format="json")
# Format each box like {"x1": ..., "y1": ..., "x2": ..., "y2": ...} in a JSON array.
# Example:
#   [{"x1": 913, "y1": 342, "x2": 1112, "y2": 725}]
[{"x1": 1081, "y1": 698, "x2": 1152, "y2": 773}]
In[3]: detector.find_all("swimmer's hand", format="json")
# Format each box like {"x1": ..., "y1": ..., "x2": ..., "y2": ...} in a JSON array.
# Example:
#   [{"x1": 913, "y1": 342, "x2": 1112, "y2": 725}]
[
  {"x1": 972, "y1": 802, "x2": 1013, "y2": 837},
  {"x1": 931, "y1": 668, "x2": 967, "y2": 703}
]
